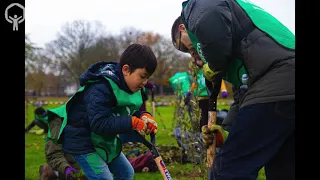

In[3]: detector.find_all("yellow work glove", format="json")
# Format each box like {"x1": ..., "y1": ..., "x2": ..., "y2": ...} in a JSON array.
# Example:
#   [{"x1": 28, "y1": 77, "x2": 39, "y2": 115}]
[{"x1": 202, "y1": 63, "x2": 221, "y2": 81}]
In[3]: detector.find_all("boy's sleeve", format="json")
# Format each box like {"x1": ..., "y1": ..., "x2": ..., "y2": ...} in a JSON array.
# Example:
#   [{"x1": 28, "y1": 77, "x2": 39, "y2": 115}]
[
  {"x1": 84, "y1": 82, "x2": 133, "y2": 135},
  {"x1": 45, "y1": 116, "x2": 70, "y2": 175}
]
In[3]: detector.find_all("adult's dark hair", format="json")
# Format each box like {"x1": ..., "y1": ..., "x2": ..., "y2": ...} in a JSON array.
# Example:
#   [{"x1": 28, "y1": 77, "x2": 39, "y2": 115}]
[
  {"x1": 120, "y1": 43, "x2": 157, "y2": 76},
  {"x1": 171, "y1": 16, "x2": 182, "y2": 47},
  {"x1": 35, "y1": 107, "x2": 46, "y2": 116}
]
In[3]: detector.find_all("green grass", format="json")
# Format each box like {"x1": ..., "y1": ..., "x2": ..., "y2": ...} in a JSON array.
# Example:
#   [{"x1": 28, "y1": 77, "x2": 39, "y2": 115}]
[
  {"x1": 25, "y1": 134, "x2": 46, "y2": 180},
  {"x1": 25, "y1": 97, "x2": 265, "y2": 180}
]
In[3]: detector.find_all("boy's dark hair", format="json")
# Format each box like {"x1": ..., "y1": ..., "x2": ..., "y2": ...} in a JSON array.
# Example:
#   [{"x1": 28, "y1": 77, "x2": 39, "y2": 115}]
[
  {"x1": 171, "y1": 16, "x2": 182, "y2": 47},
  {"x1": 120, "y1": 44, "x2": 157, "y2": 76},
  {"x1": 35, "y1": 107, "x2": 46, "y2": 116}
]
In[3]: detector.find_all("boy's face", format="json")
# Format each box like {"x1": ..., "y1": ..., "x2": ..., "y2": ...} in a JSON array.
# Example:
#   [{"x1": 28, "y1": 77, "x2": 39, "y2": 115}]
[{"x1": 122, "y1": 64, "x2": 149, "y2": 92}]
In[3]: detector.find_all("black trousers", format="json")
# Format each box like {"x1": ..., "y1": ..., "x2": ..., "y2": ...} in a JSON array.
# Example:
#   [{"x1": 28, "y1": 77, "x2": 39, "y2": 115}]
[{"x1": 211, "y1": 101, "x2": 295, "y2": 180}]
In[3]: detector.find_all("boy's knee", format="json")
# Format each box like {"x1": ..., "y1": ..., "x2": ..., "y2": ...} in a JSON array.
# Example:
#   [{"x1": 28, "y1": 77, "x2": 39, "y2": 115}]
[
  {"x1": 128, "y1": 164, "x2": 134, "y2": 177},
  {"x1": 123, "y1": 163, "x2": 134, "y2": 178},
  {"x1": 115, "y1": 162, "x2": 134, "y2": 179}
]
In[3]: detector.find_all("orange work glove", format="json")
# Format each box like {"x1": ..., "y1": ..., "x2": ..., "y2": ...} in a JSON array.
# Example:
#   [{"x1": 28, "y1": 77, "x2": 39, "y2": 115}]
[
  {"x1": 140, "y1": 113, "x2": 158, "y2": 134},
  {"x1": 132, "y1": 116, "x2": 147, "y2": 136}
]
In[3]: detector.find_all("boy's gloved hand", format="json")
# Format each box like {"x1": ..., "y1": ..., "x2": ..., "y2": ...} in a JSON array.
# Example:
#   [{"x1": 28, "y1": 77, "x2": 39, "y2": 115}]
[
  {"x1": 65, "y1": 167, "x2": 77, "y2": 180},
  {"x1": 202, "y1": 63, "x2": 221, "y2": 81},
  {"x1": 132, "y1": 116, "x2": 147, "y2": 136},
  {"x1": 201, "y1": 124, "x2": 229, "y2": 148},
  {"x1": 140, "y1": 113, "x2": 158, "y2": 134}
]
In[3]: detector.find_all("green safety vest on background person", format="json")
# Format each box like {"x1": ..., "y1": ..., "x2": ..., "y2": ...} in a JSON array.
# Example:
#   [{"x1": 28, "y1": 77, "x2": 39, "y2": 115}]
[
  {"x1": 45, "y1": 77, "x2": 142, "y2": 163},
  {"x1": 182, "y1": 0, "x2": 295, "y2": 88},
  {"x1": 192, "y1": 69, "x2": 208, "y2": 97},
  {"x1": 169, "y1": 72, "x2": 191, "y2": 96},
  {"x1": 35, "y1": 114, "x2": 49, "y2": 124}
]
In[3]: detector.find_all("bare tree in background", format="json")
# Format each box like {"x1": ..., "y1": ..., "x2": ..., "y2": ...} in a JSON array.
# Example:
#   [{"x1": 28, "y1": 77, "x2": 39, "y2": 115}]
[
  {"x1": 26, "y1": 35, "x2": 56, "y2": 95},
  {"x1": 25, "y1": 34, "x2": 42, "y2": 78},
  {"x1": 83, "y1": 35, "x2": 123, "y2": 65},
  {"x1": 118, "y1": 27, "x2": 145, "y2": 50},
  {"x1": 26, "y1": 23, "x2": 192, "y2": 96},
  {"x1": 134, "y1": 32, "x2": 190, "y2": 95},
  {"x1": 45, "y1": 20, "x2": 106, "y2": 88}
]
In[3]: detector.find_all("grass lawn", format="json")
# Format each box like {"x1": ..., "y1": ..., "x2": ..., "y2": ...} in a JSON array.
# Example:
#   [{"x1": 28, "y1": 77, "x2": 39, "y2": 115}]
[{"x1": 25, "y1": 97, "x2": 265, "y2": 180}]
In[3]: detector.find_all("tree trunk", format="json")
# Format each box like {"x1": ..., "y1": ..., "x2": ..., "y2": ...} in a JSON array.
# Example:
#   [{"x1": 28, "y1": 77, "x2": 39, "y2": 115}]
[{"x1": 159, "y1": 85, "x2": 164, "y2": 97}]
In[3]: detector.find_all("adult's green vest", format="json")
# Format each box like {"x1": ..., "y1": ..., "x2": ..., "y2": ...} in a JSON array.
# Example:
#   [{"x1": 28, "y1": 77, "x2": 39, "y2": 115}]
[
  {"x1": 186, "y1": 29, "x2": 247, "y2": 87},
  {"x1": 187, "y1": 28, "x2": 247, "y2": 88},
  {"x1": 182, "y1": 0, "x2": 295, "y2": 87},
  {"x1": 193, "y1": 69, "x2": 208, "y2": 97},
  {"x1": 46, "y1": 77, "x2": 142, "y2": 163},
  {"x1": 169, "y1": 72, "x2": 191, "y2": 95}
]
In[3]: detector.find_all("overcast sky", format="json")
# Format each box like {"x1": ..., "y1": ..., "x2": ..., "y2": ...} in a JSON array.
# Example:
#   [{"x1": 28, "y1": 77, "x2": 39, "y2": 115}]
[{"x1": 26, "y1": 0, "x2": 295, "y2": 48}]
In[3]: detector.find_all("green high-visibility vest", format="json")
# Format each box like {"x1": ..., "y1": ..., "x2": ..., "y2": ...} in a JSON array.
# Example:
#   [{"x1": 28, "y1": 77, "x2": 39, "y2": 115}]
[
  {"x1": 193, "y1": 69, "x2": 208, "y2": 97},
  {"x1": 46, "y1": 77, "x2": 142, "y2": 163},
  {"x1": 34, "y1": 114, "x2": 48, "y2": 124},
  {"x1": 169, "y1": 72, "x2": 191, "y2": 95}
]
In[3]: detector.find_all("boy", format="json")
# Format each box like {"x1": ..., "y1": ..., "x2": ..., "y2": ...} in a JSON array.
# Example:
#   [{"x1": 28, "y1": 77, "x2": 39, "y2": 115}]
[{"x1": 59, "y1": 44, "x2": 158, "y2": 179}]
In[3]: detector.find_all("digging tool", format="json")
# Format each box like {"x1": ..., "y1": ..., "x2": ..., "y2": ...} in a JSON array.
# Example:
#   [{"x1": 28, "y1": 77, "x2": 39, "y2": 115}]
[
  {"x1": 150, "y1": 89, "x2": 166, "y2": 130},
  {"x1": 137, "y1": 132, "x2": 172, "y2": 180},
  {"x1": 205, "y1": 77, "x2": 222, "y2": 178},
  {"x1": 151, "y1": 88, "x2": 156, "y2": 116}
]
